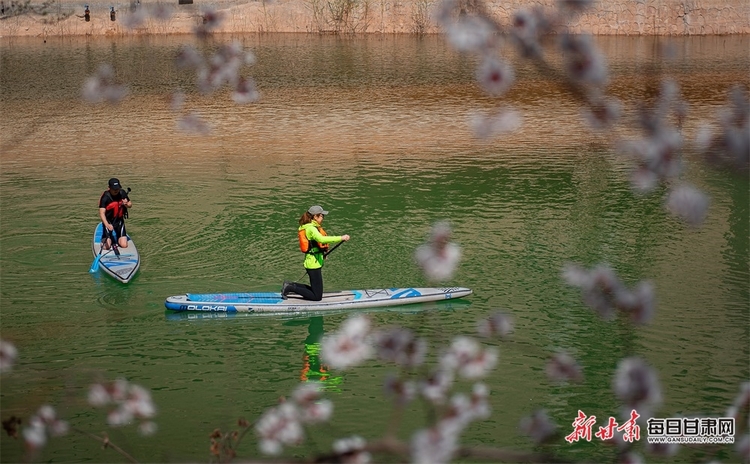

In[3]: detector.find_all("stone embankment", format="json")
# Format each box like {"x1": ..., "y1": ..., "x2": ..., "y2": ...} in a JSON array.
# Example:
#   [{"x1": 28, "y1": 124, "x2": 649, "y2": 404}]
[{"x1": 1, "y1": 0, "x2": 748, "y2": 37}]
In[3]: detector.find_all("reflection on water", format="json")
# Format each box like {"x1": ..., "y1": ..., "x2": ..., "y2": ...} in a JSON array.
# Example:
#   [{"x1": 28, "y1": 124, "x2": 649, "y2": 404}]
[
  {"x1": 296, "y1": 317, "x2": 342, "y2": 388},
  {"x1": 0, "y1": 34, "x2": 747, "y2": 463}
]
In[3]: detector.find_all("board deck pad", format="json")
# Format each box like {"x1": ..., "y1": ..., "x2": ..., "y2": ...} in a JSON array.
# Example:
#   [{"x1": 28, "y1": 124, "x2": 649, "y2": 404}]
[
  {"x1": 92, "y1": 223, "x2": 140, "y2": 284},
  {"x1": 165, "y1": 287, "x2": 472, "y2": 313}
]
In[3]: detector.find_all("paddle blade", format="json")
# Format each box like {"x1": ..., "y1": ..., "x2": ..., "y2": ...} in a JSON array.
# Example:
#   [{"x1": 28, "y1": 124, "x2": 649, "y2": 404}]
[{"x1": 89, "y1": 255, "x2": 101, "y2": 273}]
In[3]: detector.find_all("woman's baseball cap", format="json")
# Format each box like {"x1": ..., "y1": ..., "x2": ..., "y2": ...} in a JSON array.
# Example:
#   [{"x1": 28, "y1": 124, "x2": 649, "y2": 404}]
[{"x1": 308, "y1": 205, "x2": 329, "y2": 215}]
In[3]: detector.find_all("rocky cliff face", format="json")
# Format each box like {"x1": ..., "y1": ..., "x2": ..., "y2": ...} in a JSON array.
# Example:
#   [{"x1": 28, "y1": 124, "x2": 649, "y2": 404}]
[{"x1": 1, "y1": 0, "x2": 748, "y2": 37}]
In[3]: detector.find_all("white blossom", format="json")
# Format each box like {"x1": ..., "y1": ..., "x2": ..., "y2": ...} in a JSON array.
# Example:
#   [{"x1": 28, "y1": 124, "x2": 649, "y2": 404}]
[
  {"x1": 22, "y1": 405, "x2": 69, "y2": 450},
  {"x1": 475, "y1": 57, "x2": 515, "y2": 96},
  {"x1": 613, "y1": 357, "x2": 662, "y2": 415},
  {"x1": 333, "y1": 435, "x2": 371, "y2": 464},
  {"x1": 419, "y1": 369, "x2": 454, "y2": 404},
  {"x1": 444, "y1": 15, "x2": 496, "y2": 53},
  {"x1": 411, "y1": 424, "x2": 459, "y2": 464},
  {"x1": 255, "y1": 402, "x2": 304, "y2": 455},
  {"x1": 374, "y1": 327, "x2": 427, "y2": 367},
  {"x1": 469, "y1": 108, "x2": 523, "y2": 139},
  {"x1": 0, "y1": 339, "x2": 18, "y2": 372},
  {"x1": 82, "y1": 64, "x2": 128, "y2": 104},
  {"x1": 520, "y1": 409, "x2": 558, "y2": 444},
  {"x1": 415, "y1": 222, "x2": 462, "y2": 282},
  {"x1": 384, "y1": 374, "x2": 418, "y2": 405},
  {"x1": 666, "y1": 184, "x2": 710, "y2": 227},
  {"x1": 477, "y1": 311, "x2": 514, "y2": 338},
  {"x1": 546, "y1": 351, "x2": 583, "y2": 383},
  {"x1": 441, "y1": 336, "x2": 498, "y2": 379},
  {"x1": 320, "y1": 315, "x2": 373, "y2": 369}
]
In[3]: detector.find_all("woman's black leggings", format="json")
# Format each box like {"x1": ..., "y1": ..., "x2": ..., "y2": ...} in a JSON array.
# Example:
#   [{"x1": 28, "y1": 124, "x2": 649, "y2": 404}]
[{"x1": 290, "y1": 268, "x2": 323, "y2": 301}]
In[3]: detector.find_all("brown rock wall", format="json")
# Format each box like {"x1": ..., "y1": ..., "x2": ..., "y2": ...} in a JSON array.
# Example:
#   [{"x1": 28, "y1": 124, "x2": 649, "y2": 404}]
[{"x1": 1, "y1": 0, "x2": 748, "y2": 37}]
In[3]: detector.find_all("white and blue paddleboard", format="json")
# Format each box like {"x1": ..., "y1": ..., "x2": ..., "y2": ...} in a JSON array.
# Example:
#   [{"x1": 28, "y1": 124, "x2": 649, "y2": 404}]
[
  {"x1": 164, "y1": 287, "x2": 472, "y2": 313},
  {"x1": 92, "y1": 223, "x2": 140, "y2": 284}
]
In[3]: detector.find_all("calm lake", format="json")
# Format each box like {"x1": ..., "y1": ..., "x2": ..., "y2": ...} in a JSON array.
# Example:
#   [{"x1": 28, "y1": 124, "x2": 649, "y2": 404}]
[{"x1": 0, "y1": 33, "x2": 748, "y2": 463}]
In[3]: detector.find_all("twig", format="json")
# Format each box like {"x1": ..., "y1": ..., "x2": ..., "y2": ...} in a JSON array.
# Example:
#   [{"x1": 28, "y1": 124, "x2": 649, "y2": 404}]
[{"x1": 73, "y1": 428, "x2": 139, "y2": 463}]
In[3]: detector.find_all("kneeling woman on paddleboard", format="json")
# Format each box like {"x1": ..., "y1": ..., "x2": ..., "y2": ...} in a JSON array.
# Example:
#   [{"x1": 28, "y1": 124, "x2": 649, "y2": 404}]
[{"x1": 282, "y1": 205, "x2": 350, "y2": 301}]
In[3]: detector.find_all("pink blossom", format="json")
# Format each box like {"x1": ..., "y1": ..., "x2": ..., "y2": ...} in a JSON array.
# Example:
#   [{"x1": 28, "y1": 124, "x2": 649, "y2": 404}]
[
  {"x1": 22, "y1": 405, "x2": 69, "y2": 450},
  {"x1": 298, "y1": 399, "x2": 333, "y2": 423},
  {"x1": 320, "y1": 315, "x2": 373, "y2": 369},
  {"x1": 619, "y1": 128, "x2": 683, "y2": 193},
  {"x1": 177, "y1": 112, "x2": 211, "y2": 135},
  {"x1": 384, "y1": 375, "x2": 417, "y2": 405},
  {"x1": 292, "y1": 382, "x2": 323, "y2": 404},
  {"x1": 447, "y1": 382, "x2": 491, "y2": 422},
  {"x1": 88, "y1": 383, "x2": 110, "y2": 406},
  {"x1": 665, "y1": 184, "x2": 710, "y2": 227},
  {"x1": 562, "y1": 263, "x2": 623, "y2": 320},
  {"x1": 0, "y1": 339, "x2": 18, "y2": 372},
  {"x1": 374, "y1": 327, "x2": 427, "y2": 367},
  {"x1": 232, "y1": 77, "x2": 260, "y2": 104},
  {"x1": 82, "y1": 64, "x2": 129, "y2": 104},
  {"x1": 613, "y1": 357, "x2": 662, "y2": 413},
  {"x1": 546, "y1": 352, "x2": 583, "y2": 383},
  {"x1": 107, "y1": 407, "x2": 133, "y2": 426},
  {"x1": 615, "y1": 280, "x2": 656, "y2": 325},
  {"x1": 320, "y1": 334, "x2": 371, "y2": 369},
  {"x1": 138, "y1": 421, "x2": 158, "y2": 436},
  {"x1": 477, "y1": 311, "x2": 514, "y2": 338},
  {"x1": 410, "y1": 424, "x2": 459, "y2": 464},
  {"x1": 175, "y1": 45, "x2": 204, "y2": 69},
  {"x1": 89, "y1": 379, "x2": 157, "y2": 431},
  {"x1": 563, "y1": 263, "x2": 655, "y2": 323},
  {"x1": 519, "y1": 409, "x2": 558, "y2": 444},
  {"x1": 559, "y1": 33, "x2": 608, "y2": 87},
  {"x1": 195, "y1": 8, "x2": 223, "y2": 37},
  {"x1": 415, "y1": 222, "x2": 462, "y2": 282},
  {"x1": 475, "y1": 57, "x2": 515, "y2": 96},
  {"x1": 255, "y1": 402, "x2": 304, "y2": 455},
  {"x1": 510, "y1": 9, "x2": 539, "y2": 56},
  {"x1": 23, "y1": 419, "x2": 46, "y2": 449},
  {"x1": 340, "y1": 314, "x2": 372, "y2": 338},
  {"x1": 292, "y1": 383, "x2": 333, "y2": 424},
  {"x1": 582, "y1": 97, "x2": 621, "y2": 130},
  {"x1": 419, "y1": 369, "x2": 454, "y2": 404},
  {"x1": 333, "y1": 435, "x2": 371, "y2": 464},
  {"x1": 444, "y1": 15, "x2": 497, "y2": 53},
  {"x1": 701, "y1": 85, "x2": 749, "y2": 168},
  {"x1": 169, "y1": 92, "x2": 185, "y2": 112},
  {"x1": 441, "y1": 336, "x2": 498, "y2": 379},
  {"x1": 469, "y1": 108, "x2": 522, "y2": 139}
]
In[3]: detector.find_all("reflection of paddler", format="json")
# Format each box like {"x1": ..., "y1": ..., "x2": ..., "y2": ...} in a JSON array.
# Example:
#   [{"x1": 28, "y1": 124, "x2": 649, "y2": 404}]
[{"x1": 300, "y1": 317, "x2": 342, "y2": 388}]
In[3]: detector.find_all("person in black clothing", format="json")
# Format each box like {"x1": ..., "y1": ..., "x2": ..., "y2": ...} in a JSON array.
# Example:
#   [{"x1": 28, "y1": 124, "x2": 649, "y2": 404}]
[{"x1": 98, "y1": 178, "x2": 132, "y2": 250}]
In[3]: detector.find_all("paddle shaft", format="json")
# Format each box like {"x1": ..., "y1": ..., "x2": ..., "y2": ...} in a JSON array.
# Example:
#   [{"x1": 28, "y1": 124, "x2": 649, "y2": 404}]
[
  {"x1": 295, "y1": 240, "x2": 345, "y2": 282},
  {"x1": 323, "y1": 240, "x2": 344, "y2": 258}
]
